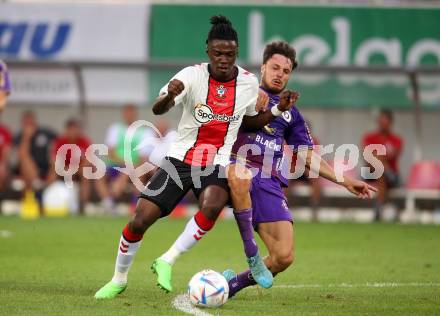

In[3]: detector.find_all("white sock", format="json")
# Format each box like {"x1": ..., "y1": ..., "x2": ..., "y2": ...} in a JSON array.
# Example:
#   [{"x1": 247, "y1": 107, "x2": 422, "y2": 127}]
[
  {"x1": 111, "y1": 235, "x2": 142, "y2": 285},
  {"x1": 160, "y1": 216, "x2": 207, "y2": 265}
]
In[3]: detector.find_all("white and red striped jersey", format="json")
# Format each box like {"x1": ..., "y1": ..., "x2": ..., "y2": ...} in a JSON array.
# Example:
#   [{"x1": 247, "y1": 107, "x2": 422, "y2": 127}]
[{"x1": 159, "y1": 63, "x2": 259, "y2": 167}]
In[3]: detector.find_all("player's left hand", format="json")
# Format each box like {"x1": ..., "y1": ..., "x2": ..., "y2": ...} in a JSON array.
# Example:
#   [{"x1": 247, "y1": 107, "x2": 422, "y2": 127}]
[
  {"x1": 344, "y1": 178, "x2": 378, "y2": 199},
  {"x1": 278, "y1": 90, "x2": 299, "y2": 112},
  {"x1": 256, "y1": 89, "x2": 269, "y2": 112}
]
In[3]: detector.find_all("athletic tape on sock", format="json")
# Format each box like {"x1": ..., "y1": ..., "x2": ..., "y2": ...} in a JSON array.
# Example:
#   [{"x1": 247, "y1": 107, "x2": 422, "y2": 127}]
[
  {"x1": 194, "y1": 211, "x2": 215, "y2": 231},
  {"x1": 122, "y1": 224, "x2": 144, "y2": 243}
]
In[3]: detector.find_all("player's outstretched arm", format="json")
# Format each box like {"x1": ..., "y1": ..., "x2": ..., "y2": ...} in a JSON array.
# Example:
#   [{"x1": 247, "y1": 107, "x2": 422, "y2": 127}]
[
  {"x1": 242, "y1": 90, "x2": 299, "y2": 131},
  {"x1": 302, "y1": 149, "x2": 378, "y2": 199},
  {"x1": 152, "y1": 79, "x2": 184, "y2": 115}
]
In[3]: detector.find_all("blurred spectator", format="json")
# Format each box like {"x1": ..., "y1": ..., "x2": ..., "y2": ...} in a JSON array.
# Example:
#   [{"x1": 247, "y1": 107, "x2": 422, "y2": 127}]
[
  {"x1": 362, "y1": 109, "x2": 403, "y2": 221},
  {"x1": 97, "y1": 104, "x2": 149, "y2": 209},
  {"x1": 289, "y1": 120, "x2": 321, "y2": 221},
  {"x1": 0, "y1": 60, "x2": 11, "y2": 111},
  {"x1": 0, "y1": 60, "x2": 12, "y2": 202},
  {"x1": 48, "y1": 119, "x2": 93, "y2": 214},
  {"x1": 14, "y1": 111, "x2": 57, "y2": 198},
  {"x1": 0, "y1": 122, "x2": 12, "y2": 192}
]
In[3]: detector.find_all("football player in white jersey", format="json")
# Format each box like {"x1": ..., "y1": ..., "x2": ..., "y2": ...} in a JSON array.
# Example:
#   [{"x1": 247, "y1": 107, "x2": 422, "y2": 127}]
[{"x1": 95, "y1": 15, "x2": 296, "y2": 299}]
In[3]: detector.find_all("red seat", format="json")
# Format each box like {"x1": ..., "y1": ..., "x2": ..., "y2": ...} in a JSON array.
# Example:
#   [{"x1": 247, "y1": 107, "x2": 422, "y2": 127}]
[{"x1": 406, "y1": 161, "x2": 440, "y2": 190}]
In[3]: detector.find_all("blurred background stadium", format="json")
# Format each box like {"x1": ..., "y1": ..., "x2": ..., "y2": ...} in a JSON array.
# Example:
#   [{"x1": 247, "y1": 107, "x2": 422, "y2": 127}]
[
  {"x1": 1, "y1": 1, "x2": 440, "y2": 315},
  {"x1": 1, "y1": 0, "x2": 439, "y2": 222}
]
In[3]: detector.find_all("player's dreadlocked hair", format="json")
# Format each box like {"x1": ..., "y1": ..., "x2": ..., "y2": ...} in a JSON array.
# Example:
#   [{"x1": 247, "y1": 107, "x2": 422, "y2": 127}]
[
  {"x1": 263, "y1": 41, "x2": 298, "y2": 70},
  {"x1": 206, "y1": 15, "x2": 238, "y2": 45}
]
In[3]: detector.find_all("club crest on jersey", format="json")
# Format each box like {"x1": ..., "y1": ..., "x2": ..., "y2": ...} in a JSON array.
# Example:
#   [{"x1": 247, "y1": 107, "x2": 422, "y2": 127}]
[
  {"x1": 194, "y1": 103, "x2": 240, "y2": 124},
  {"x1": 282, "y1": 111, "x2": 292, "y2": 123},
  {"x1": 215, "y1": 85, "x2": 227, "y2": 99}
]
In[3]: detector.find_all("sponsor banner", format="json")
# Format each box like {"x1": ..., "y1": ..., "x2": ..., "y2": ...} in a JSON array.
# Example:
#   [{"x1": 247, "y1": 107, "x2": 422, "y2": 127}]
[
  {"x1": 150, "y1": 5, "x2": 440, "y2": 108},
  {"x1": 9, "y1": 68, "x2": 148, "y2": 105},
  {"x1": 9, "y1": 68, "x2": 78, "y2": 104},
  {"x1": 1, "y1": 3, "x2": 150, "y2": 105},
  {"x1": 0, "y1": 3, "x2": 149, "y2": 62},
  {"x1": 82, "y1": 68, "x2": 148, "y2": 105}
]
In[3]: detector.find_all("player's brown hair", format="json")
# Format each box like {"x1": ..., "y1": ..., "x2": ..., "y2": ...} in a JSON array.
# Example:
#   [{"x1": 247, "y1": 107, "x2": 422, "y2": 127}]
[{"x1": 263, "y1": 41, "x2": 298, "y2": 70}]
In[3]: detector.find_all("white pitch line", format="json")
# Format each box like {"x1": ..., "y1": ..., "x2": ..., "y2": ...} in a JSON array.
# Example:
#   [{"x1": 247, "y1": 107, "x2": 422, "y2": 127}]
[
  {"x1": 172, "y1": 283, "x2": 440, "y2": 315},
  {"x1": 172, "y1": 294, "x2": 214, "y2": 316},
  {"x1": 0, "y1": 230, "x2": 12, "y2": 238},
  {"x1": 274, "y1": 282, "x2": 440, "y2": 289}
]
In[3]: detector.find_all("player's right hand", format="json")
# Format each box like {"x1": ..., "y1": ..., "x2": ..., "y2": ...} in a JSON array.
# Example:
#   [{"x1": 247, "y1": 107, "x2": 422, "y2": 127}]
[
  {"x1": 167, "y1": 79, "x2": 185, "y2": 99},
  {"x1": 278, "y1": 90, "x2": 299, "y2": 112},
  {"x1": 344, "y1": 178, "x2": 378, "y2": 199},
  {"x1": 255, "y1": 89, "x2": 269, "y2": 112}
]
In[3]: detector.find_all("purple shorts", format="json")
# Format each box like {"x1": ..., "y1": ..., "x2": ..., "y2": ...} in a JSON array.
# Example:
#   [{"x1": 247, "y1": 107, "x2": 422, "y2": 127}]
[
  {"x1": 250, "y1": 175, "x2": 293, "y2": 229},
  {"x1": 107, "y1": 166, "x2": 122, "y2": 179}
]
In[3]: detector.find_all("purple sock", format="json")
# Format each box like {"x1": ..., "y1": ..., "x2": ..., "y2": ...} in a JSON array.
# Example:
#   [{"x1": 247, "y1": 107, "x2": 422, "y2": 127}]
[
  {"x1": 228, "y1": 269, "x2": 256, "y2": 297},
  {"x1": 234, "y1": 209, "x2": 258, "y2": 258}
]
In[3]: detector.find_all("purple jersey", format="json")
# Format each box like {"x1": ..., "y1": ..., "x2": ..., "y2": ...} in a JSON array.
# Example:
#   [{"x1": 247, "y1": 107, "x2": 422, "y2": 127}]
[
  {"x1": 0, "y1": 60, "x2": 11, "y2": 94},
  {"x1": 231, "y1": 88, "x2": 313, "y2": 186}
]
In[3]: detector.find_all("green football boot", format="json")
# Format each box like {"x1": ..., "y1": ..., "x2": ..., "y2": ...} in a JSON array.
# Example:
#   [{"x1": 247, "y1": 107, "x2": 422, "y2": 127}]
[
  {"x1": 94, "y1": 281, "x2": 127, "y2": 299},
  {"x1": 151, "y1": 258, "x2": 173, "y2": 293}
]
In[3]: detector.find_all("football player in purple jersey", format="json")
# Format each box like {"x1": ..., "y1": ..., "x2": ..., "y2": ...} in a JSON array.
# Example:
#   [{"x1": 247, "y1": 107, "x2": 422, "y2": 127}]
[
  {"x1": 223, "y1": 41, "x2": 377, "y2": 297},
  {"x1": 0, "y1": 60, "x2": 11, "y2": 111}
]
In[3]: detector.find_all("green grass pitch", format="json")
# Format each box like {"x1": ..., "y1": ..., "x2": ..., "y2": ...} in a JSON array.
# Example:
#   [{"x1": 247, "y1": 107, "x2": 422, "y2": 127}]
[{"x1": 0, "y1": 216, "x2": 439, "y2": 315}]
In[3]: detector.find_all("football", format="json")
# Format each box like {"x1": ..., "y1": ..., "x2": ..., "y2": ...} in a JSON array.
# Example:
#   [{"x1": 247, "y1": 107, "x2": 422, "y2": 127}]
[{"x1": 187, "y1": 269, "x2": 229, "y2": 308}]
